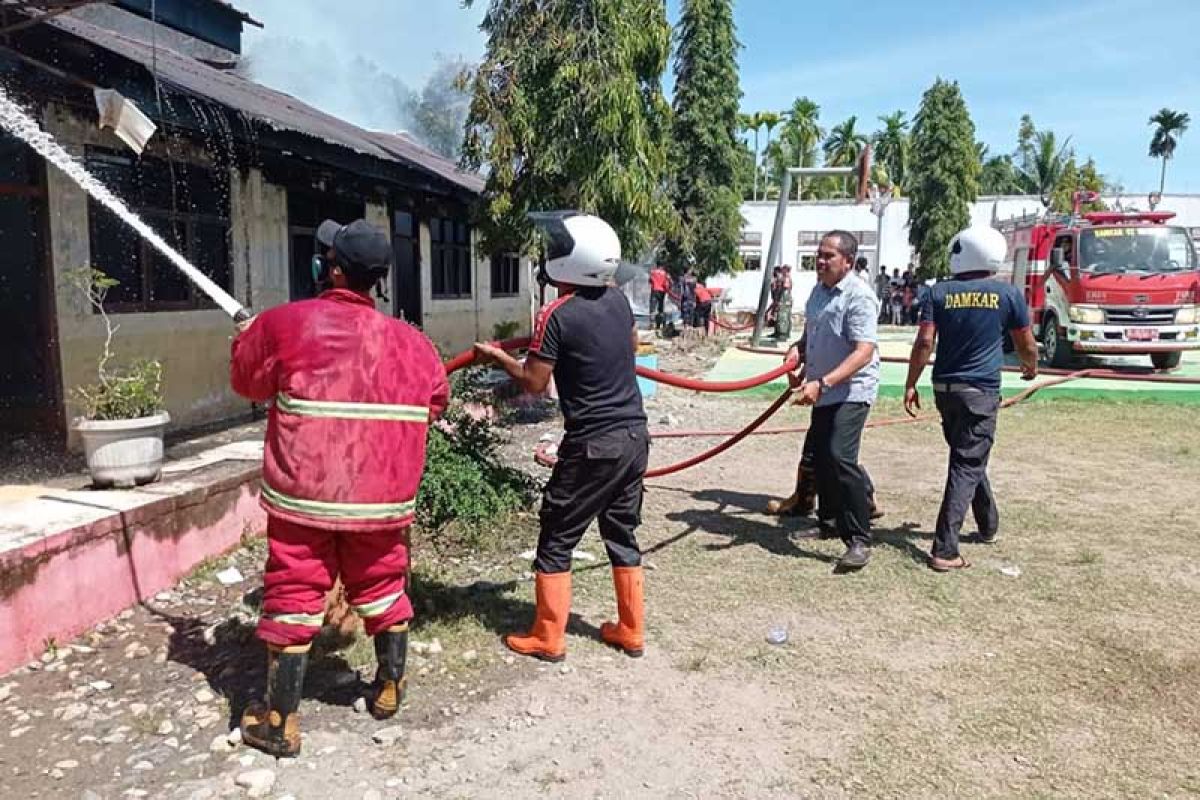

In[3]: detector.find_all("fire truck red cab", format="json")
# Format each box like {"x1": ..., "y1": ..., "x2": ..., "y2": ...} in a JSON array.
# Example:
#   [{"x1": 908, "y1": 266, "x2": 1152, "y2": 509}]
[{"x1": 999, "y1": 208, "x2": 1200, "y2": 369}]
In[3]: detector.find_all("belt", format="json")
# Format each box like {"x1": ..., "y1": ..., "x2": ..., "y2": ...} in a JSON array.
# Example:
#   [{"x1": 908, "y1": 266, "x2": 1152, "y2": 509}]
[{"x1": 932, "y1": 382, "x2": 989, "y2": 393}]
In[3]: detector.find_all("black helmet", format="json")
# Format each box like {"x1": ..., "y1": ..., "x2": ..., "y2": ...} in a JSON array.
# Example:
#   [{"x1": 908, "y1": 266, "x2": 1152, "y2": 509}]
[{"x1": 316, "y1": 219, "x2": 392, "y2": 283}]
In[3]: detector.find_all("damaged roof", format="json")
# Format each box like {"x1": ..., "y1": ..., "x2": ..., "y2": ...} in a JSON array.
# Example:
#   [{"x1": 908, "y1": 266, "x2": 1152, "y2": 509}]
[{"x1": 46, "y1": 14, "x2": 484, "y2": 195}]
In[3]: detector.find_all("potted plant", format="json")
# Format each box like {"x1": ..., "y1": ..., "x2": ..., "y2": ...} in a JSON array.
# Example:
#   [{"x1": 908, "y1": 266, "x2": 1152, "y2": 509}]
[{"x1": 69, "y1": 268, "x2": 169, "y2": 488}]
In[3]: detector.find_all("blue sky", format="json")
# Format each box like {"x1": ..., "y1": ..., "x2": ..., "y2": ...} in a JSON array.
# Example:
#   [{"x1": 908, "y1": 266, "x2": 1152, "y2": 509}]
[{"x1": 242, "y1": 0, "x2": 1199, "y2": 193}]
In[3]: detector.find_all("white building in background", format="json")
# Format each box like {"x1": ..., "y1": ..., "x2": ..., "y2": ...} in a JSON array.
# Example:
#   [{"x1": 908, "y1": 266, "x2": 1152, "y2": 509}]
[{"x1": 737, "y1": 194, "x2": 1200, "y2": 277}]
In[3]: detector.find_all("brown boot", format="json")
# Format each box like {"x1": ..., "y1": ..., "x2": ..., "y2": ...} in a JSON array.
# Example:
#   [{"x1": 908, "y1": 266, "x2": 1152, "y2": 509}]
[
  {"x1": 241, "y1": 643, "x2": 309, "y2": 758},
  {"x1": 368, "y1": 623, "x2": 408, "y2": 720},
  {"x1": 767, "y1": 464, "x2": 816, "y2": 516},
  {"x1": 600, "y1": 566, "x2": 644, "y2": 657},
  {"x1": 868, "y1": 490, "x2": 884, "y2": 520},
  {"x1": 504, "y1": 572, "x2": 570, "y2": 662}
]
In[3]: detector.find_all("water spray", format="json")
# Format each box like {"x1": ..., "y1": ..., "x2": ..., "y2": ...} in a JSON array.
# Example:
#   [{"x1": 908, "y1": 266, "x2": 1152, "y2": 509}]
[{"x1": 0, "y1": 85, "x2": 251, "y2": 323}]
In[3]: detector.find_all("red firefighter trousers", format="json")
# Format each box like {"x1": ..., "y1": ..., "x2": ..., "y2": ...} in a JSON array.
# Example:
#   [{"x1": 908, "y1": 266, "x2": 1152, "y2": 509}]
[{"x1": 256, "y1": 516, "x2": 414, "y2": 647}]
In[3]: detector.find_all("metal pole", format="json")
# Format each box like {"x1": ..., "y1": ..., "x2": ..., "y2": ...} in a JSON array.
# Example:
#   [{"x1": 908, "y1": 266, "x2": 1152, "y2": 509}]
[
  {"x1": 752, "y1": 169, "x2": 792, "y2": 346},
  {"x1": 873, "y1": 205, "x2": 885, "y2": 281}
]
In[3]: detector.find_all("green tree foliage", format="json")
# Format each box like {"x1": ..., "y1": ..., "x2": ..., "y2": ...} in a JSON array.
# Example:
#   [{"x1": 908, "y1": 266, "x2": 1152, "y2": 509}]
[
  {"x1": 461, "y1": 0, "x2": 674, "y2": 255},
  {"x1": 1049, "y1": 157, "x2": 1106, "y2": 214},
  {"x1": 739, "y1": 112, "x2": 762, "y2": 200},
  {"x1": 872, "y1": 110, "x2": 910, "y2": 192},
  {"x1": 665, "y1": 0, "x2": 745, "y2": 277},
  {"x1": 406, "y1": 57, "x2": 473, "y2": 160},
  {"x1": 823, "y1": 116, "x2": 868, "y2": 197},
  {"x1": 977, "y1": 142, "x2": 1023, "y2": 195},
  {"x1": 773, "y1": 97, "x2": 822, "y2": 198},
  {"x1": 1148, "y1": 108, "x2": 1190, "y2": 194},
  {"x1": 907, "y1": 79, "x2": 979, "y2": 279},
  {"x1": 1017, "y1": 129, "x2": 1072, "y2": 202}
]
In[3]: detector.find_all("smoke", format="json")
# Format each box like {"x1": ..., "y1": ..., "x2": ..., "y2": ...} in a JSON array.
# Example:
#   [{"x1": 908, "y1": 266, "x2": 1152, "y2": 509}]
[{"x1": 238, "y1": 0, "x2": 484, "y2": 136}]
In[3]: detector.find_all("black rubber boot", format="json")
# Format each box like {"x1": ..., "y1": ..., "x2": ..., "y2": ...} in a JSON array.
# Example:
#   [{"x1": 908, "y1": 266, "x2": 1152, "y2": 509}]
[
  {"x1": 369, "y1": 623, "x2": 409, "y2": 720},
  {"x1": 241, "y1": 644, "x2": 309, "y2": 758}
]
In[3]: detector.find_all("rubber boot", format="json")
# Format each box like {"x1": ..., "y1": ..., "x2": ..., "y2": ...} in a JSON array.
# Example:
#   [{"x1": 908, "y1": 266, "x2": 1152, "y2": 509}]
[
  {"x1": 600, "y1": 566, "x2": 644, "y2": 657},
  {"x1": 241, "y1": 643, "x2": 309, "y2": 758},
  {"x1": 368, "y1": 622, "x2": 408, "y2": 720},
  {"x1": 504, "y1": 571, "x2": 570, "y2": 662},
  {"x1": 766, "y1": 464, "x2": 817, "y2": 517}
]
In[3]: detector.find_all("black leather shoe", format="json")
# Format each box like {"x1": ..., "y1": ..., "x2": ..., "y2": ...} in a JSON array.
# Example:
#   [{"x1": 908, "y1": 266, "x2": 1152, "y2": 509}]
[{"x1": 838, "y1": 542, "x2": 870, "y2": 570}]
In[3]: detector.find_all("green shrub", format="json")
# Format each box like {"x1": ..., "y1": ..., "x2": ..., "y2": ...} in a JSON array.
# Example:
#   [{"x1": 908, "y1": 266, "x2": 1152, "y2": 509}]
[
  {"x1": 73, "y1": 358, "x2": 164, "y2": 420},
  {"x1": 417, "y1": 369, "x2": 538, "y2": 543},
  {"x1": 492, "y1": 319, "x2": 522, "y2": 340}
]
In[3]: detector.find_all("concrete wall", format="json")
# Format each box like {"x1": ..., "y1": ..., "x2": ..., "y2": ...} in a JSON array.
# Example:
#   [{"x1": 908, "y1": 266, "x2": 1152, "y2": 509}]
[
  {"x1": 44, "y1": 105, "x2": 281, "y2": 446},
  {"x1": 739, "y1": 194, "x2": 1200, "y2": 277},
  {"x1": 419, "y1": 226, "x2": 532, "y2": 356},
  {"x1": 231, "y1": 167, "x2": 289, "y2": 313}
]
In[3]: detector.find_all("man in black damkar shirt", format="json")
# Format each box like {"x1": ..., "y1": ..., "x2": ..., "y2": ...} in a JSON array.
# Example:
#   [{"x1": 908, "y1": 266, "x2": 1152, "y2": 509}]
[{"x1": 474, "y1": 212, "x2": 649, "y2": 663}]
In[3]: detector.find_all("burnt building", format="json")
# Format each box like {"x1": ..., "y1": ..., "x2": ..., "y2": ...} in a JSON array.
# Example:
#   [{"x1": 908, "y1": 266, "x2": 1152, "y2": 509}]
[{"x1": 0, "y1": 0, "x2": 527, "y2": 449}]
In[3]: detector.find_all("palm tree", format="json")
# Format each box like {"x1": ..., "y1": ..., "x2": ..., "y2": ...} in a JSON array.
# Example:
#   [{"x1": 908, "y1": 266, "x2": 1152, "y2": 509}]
[
  {"x1": 873, "y1": 110, "x2": 910, "y2": 192},
  {"x1": 739, "y1": 112, "x2": 763, "y2": 199},
  {"x1": 1017, "y1": 130, "x2": 1072, "y2": 205},
  {"x1": 758, "y1": 111, "x2": 783, "y2": 198},
  {"x1": 1148, "y1": 108, "x2": 1190, "y2": 194},
  {"x1": 780, "y1": 97, "x2": 822, "y2": 198},
  {"x1": 824, "y1": 116, "x2": 868, "y2": 196}
]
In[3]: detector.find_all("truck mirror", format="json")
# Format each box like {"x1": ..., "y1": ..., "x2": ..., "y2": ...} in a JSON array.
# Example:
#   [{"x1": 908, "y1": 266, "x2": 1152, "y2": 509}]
[{"x1": 1049, "y1": 247, "x2": 1065, "y2": 270}]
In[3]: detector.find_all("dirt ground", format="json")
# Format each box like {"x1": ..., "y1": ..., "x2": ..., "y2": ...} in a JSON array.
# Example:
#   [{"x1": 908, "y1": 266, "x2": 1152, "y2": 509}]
[{"x1": 2, "y1": 338, "x2": 1199, "y2": 799}]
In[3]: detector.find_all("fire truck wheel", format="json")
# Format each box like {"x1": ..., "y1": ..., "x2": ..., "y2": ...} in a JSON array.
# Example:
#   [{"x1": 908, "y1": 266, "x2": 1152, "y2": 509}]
[
  {"x1": 1041, "y1": 314, "x2": 1072, "y2": 369},
  {"x1": 1150, "y1": 351, "x2": 1182, "y2": 371}
]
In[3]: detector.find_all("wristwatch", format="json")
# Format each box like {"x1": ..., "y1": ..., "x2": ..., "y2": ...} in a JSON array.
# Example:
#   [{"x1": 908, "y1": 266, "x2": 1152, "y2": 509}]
[{"x1": 818, "y1": 377, "x2": 832, "y2": 393}]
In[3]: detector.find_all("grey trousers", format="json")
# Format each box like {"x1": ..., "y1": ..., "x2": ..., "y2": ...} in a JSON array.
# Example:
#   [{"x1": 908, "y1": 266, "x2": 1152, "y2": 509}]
[
  {"x1": 809, "y1": 402, "x2": 873, "y2": 548},
  {"x1": 932, "y1": 388, "x2": 1001, "y2": 559}
]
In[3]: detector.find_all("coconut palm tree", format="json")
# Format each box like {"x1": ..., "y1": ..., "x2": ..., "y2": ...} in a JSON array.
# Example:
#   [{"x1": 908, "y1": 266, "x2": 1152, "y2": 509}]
[
  {"x1": 1148, "y1": 108, "x2": 1190, "y2": 194},
  {"x1": 824, "y1": 116, "x2": 868, "y2": 196},
  {"x1": 739, "y1": 112, "x2": 763, "y2": 199},
  {"x1": 873, "y1": 110, "x2": 910, "y2": 192},
  {"x1": 1017, "y1": 130, "x2": 1072, "y2": 205},
  {"x1": 778, "y1": 98, "x2": 822, "y2": 198},
  {"x1": 758, "y1": 110, "x2": 783, "y2": 198}
]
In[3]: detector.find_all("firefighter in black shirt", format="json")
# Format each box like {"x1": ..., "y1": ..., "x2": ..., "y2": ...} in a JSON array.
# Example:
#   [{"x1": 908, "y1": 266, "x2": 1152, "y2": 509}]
[{"x1": 474, "y1": 212, "x2": 649, "y2": 662}]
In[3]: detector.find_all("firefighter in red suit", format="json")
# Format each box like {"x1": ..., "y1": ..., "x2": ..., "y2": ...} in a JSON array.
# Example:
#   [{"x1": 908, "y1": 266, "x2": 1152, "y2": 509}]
[{"x1": 230, "y1": 218, "x2": 449, "y2": 757}]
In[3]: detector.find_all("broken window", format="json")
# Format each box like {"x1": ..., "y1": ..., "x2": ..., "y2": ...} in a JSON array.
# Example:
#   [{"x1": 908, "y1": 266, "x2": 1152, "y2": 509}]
[
  {"x1": 85, "y1": 147, "x2": 231, "y2": 313},
  {"x1": 431, "y1": 217, "x2": 472, "y2": 299},
  {"x1": 490, "y1": 252, "x2": 520, "y2": 297}
]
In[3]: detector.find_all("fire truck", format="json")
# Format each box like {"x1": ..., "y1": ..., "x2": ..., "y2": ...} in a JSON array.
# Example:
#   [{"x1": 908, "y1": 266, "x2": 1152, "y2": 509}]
[{"x1": 996, "y1": 204, "x2": 1200, "y2": 369}]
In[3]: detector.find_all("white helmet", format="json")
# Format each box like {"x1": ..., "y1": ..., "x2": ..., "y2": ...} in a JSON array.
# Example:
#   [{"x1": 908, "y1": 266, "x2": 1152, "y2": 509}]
[
  {"x1": 948, "y1": 225, "x2": 1007, "y2": 275},
  {"x1": 529, "y1": 211, "x2": 621, "y2": 287}
]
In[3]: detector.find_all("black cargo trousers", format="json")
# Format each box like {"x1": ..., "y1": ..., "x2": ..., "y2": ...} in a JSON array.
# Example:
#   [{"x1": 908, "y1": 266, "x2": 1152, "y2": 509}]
[
  {"x1": 534, "y1": 425, "x2": 650, "y2": 574},
  {"x1": 932, "y1": 385, "x2": 1001, "y2": 559}
]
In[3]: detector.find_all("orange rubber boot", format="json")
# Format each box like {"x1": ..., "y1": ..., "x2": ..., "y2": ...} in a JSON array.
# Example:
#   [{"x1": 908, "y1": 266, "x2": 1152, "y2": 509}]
[
  {"x1": 504, "y1": 571, "x2": 570, "y2": 662},
  {"x1": 600, "y1": 566, "x2": 644, "y2": 657}
]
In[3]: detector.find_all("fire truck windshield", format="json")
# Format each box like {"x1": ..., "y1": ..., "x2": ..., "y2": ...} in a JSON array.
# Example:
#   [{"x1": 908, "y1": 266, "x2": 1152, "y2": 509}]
[{"x1": 1078, "y1": 226, "x2": 1197, "y2": 274}]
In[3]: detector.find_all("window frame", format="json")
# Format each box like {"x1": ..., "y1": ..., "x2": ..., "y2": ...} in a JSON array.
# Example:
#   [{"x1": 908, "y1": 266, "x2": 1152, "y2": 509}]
[
  {"x1": 85, "y1": 147, "x2": 232, "y2": 314},
  {"x1": 430, "y1": 216, "x2": 473, "y2": 300},
  {"x1": 490, "y1": 252, "x2": 521, "y2": 298}
]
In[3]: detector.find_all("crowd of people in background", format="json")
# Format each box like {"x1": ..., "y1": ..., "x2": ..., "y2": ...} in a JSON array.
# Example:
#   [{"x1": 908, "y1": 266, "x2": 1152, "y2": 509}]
[
  {"x1": 650, "y1": 264, "x2": 714, "y2": 338},
  {"x1": 874, "y1": 264, "x2": 928, "y2": 326}
]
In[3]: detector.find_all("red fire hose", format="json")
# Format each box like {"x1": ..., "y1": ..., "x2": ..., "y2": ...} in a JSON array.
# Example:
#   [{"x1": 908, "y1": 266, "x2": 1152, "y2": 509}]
[
  {"x1": 444, "y1": 336, "x2": 799, "y2": 392},
  {"x1": 444, "y1": 337, "x2": 1198, "y2": 480},
  {"x1": 532, "y1": 369, "x2": 1097, "y2": 477}
]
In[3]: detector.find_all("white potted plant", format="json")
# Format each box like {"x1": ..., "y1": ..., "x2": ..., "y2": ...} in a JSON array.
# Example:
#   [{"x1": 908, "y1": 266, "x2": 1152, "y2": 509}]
[{"x1": 69, "y1": 268, "x2": 169, "y2": 488}]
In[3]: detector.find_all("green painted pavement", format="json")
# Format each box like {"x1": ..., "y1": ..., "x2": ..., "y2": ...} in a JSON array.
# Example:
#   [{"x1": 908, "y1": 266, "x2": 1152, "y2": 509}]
[{"x1": 702, "y1": 330, "x2": 1200, "y2": 404}]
